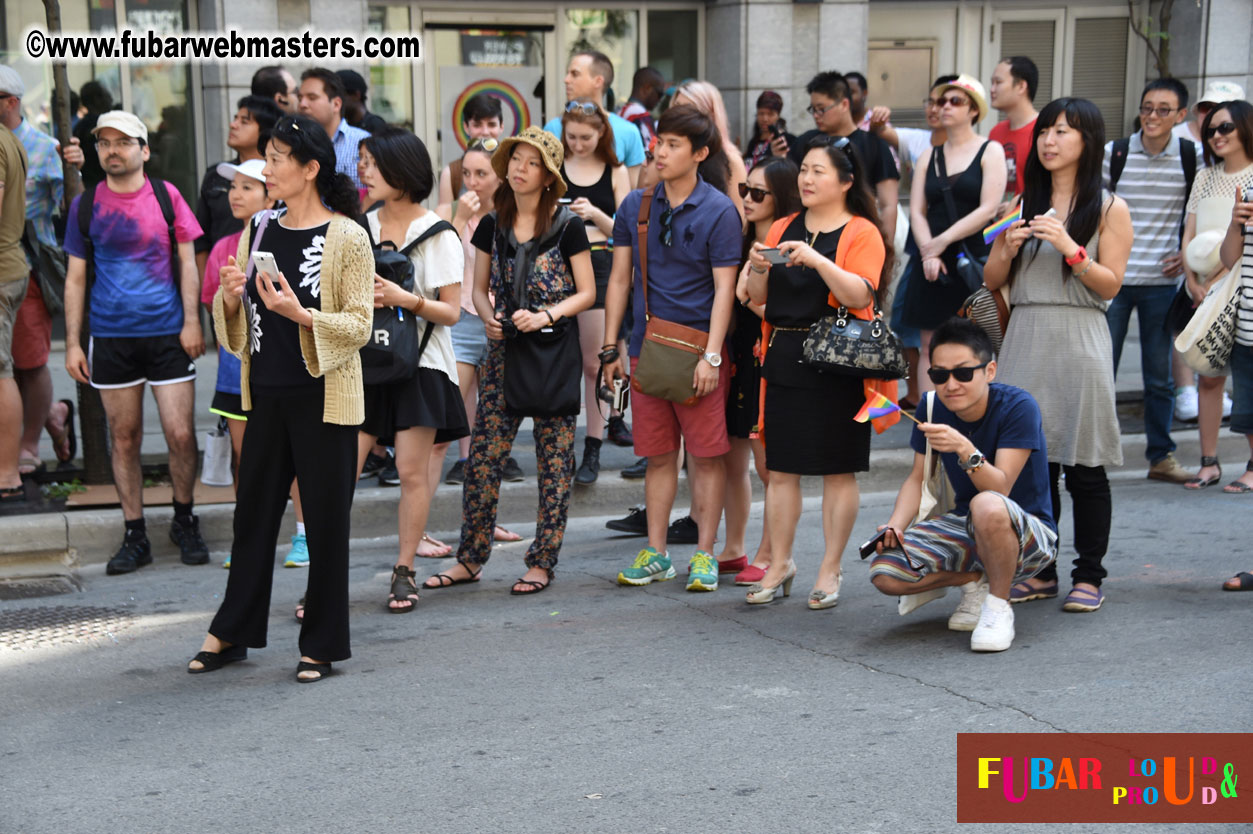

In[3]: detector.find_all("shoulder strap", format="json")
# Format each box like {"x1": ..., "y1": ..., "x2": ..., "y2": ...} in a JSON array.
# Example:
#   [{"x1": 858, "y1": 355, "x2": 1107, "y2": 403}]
[
  {"x1": 415, "y1": 320, "x2": 436, "y2": 362},
  {"x1": 148, "y1": 177, "x2": 182, "y2": 290},
  {"x1": 637, "y1": 189, "x2": 654, "y2": 316},
  {"x1": 400, "y1": 219, "x2": 457, "y2": 256},
  {"x1": 1108, "y1": 138, "x2": 1130, "y2": 192},
  {"x1": 1178, "y1": 137, "x2": 1197, "y2": 244},
  {"x1": 450, "y1": 159, "x2": 463, "y2": 200},
  {"x1": 78, "y1": 184, "x2": 98, "y2": 289}
]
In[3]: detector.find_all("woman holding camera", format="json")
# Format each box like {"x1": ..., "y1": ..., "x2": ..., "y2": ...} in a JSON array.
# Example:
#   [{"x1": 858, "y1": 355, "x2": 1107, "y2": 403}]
[
  {"x1": 743, "y1": 91, "x2": 795, "y2": 174},
  {"x1": 560, "y1": 101, "x2": 633, "y2": 484},
  {"x1": 422, "y1": 128, "x2": 595, "y2": 596},
  {"x1": 189, "y1": 114, "x2": 373, "y2": 682}
]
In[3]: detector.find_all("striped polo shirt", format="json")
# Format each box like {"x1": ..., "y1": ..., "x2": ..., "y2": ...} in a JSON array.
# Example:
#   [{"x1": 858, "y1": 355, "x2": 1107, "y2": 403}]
[{"x1": 1102, "y1": 132, "x2": 1198, "y2": 286}]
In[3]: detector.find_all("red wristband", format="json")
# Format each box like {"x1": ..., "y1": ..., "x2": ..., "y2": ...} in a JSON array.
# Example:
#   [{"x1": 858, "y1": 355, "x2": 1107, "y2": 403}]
[{"x1": 1064, "y1": 246, "x2": 1088, "y2": 267}]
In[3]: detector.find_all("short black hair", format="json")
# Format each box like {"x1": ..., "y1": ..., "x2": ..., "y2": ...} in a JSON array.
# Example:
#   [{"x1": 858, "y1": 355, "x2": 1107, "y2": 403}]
[
  {"x1": 632, "y1": 66, "x2": 666, "y2": 95},
  {"x1": 251, "y1": 66, "x2": 289, "y2": 99},
  {"x1": 1000, "y1": 56, "x2": 1039, "y2": 102},
  {"x1": 845, "y1": 71, "x2": 868, "y2": 94},
  {"x1": 462, "y1": 93, "x2": 503, "y2": 125},
  {"x1": 932, "y1": 73, "x2": 959, "y2": 89},
  {"x1": 79, "y1": 80, "x2": 113, "y2": 113},
  {"x1": 236, "y1": 95, "x2": 282, "y2": 155},
  {"x1": 930, "y1": 317, "x2": 995, "y2": 363},
  {"x1": 806, "y1": 71, "x2": 850, "y2": 105},
  {"x1": 301, "y1": 67, "x2": 346, "y2": 103},
  {"x1": 573, "y1": 50, "x2": 615, "y2": 90},
  {"x1": 360, "y1": 126, "x2": 435, "y2": 203},
  {"x1": 1141, "y1": 77, "x2": 1189, "y2": 110}
]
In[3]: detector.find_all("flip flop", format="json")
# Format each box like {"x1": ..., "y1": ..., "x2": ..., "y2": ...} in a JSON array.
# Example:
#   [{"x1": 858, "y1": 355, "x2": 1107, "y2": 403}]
[
  {"x1": 18, "y1": 455, "x2": 44, "y2": 476},
  {"x1": 0, "y1": 484, "x2": 27, "y2": 503},
  {"x1": 1222, "y1": 571, "x2": 1253, "y2": 591},
  {"x1": 494, "y1": 525, "x2": 523, "y2": 543},
  {"x1": 52, "y1": 399, "x2": 76, "y2": 464}
]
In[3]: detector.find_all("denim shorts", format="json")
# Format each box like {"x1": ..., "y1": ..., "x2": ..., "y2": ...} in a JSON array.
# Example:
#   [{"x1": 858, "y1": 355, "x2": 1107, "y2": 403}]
[
  {"x1": 1229, "y1": 343, "x2": 1253, "y2": 436},
  {"x1": 450, "y1": 308, "x2": 489, "y2": 367}
]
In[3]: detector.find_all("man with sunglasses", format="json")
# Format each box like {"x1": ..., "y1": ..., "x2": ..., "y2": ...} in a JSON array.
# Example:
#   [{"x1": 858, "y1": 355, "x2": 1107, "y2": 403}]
[
  {"x1": 869, "y1": 318, "x2": 1057, "y2": 652},
  {"x1": 1103, "y1": 78, "x2": 1201, "y2": 485},
  {"x1": 543, "y1": 51, "x2": 646, "y2": 186}
]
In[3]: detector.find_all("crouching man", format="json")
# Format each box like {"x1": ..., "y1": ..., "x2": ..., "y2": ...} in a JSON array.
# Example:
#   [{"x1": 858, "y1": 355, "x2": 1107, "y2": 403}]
[{"x1": 869, "y1": 318, "x2": 1057, "y2": 652}]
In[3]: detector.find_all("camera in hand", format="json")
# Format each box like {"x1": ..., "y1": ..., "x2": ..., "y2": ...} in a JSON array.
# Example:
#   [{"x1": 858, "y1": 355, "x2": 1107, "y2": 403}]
[
  {"x1": 499, "y1": 316, "x2": 519, "y2": 339},
  {"x1": 598, "y1": 376, "x2": 630, "y2": 412}
]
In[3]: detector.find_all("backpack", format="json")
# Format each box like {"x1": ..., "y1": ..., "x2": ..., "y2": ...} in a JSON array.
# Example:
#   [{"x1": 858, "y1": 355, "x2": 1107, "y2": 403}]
[
  {"x1": 1108, "y1": 136, "x2": 1196, "y2": 243},
  {"x1": 77, "y1": 176, "x2": 180, "y2": 296},
  {"x1": 359, "y1": 218, "x2": 457, "y2": 385}
]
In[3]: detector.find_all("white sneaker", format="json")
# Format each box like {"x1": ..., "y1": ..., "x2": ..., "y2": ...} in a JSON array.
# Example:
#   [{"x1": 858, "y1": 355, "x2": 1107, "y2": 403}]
[
  {"x1": 1175, "y1": 386, "x2": 1199, "y2": 422},
  {"x1": 898, "y1": 586, "x2": 948, "y2": 615},
  {"x1": 948, "y1": 579, "x2": 989, "y2": 631},
  {"x1": 1222, "y1": 391, "x2": 1233, "y2": 419},
  {"x1": 970, "y1": 596, "x2": 1016, "y2": 652}
]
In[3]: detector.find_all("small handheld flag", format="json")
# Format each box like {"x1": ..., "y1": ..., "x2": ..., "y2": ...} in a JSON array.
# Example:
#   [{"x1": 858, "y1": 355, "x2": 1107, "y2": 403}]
[
  {"x1": 983, "y1": 205, "x2": 1023, "y2": 245},
  {"x1": 853, "y1": 391, "x2": 923, "y2": 425}
]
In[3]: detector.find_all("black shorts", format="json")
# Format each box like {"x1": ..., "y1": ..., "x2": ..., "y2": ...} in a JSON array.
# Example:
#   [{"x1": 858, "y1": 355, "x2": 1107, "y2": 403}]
[{"x1": 89, "y1": 334, "x2": 196, "y2": 389}]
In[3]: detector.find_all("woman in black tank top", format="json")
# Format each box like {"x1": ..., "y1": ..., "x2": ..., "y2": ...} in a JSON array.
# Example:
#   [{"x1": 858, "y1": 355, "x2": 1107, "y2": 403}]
[{"x1": 560, "y1": 100, "x2": 633, "y2": 483}]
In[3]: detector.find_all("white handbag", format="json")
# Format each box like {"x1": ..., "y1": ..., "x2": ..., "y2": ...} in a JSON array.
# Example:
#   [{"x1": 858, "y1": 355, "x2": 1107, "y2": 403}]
[
  {"x1": 200, "y1": 417, "x2": 233, "y2": 487},
  {"x1": 914, "y1": 392, "x2": 956, "y2": 524},
  {"x1": 1174, "y1": 267, "x2": 1239, "y2": 376}
]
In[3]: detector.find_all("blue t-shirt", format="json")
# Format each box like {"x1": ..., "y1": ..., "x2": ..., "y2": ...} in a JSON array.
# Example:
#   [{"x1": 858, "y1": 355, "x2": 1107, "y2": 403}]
[
  {"x1": 63, "y1": 178, "x2": 203, "y2": 338},
  {"x1": 908, "y1": 383, "x2": 1055, "y2": 531},
  {"x1": 612, "y1": 178, "x2": 742, "y2": 356},
  {"x1": 545, "y1": 111, "x2": 646, "y2": 168}
]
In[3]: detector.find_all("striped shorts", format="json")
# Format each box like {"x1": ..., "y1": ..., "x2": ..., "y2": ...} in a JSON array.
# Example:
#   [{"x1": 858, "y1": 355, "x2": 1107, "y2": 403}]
[{"x1": 869, "y1": 492, "x2": 1058, "y2": 584}]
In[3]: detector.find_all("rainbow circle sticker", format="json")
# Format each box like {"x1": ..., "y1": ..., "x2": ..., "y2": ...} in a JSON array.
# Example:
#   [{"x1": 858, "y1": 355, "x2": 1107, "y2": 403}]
[{"x1": 451, "y1": 79, "x2": 531, "y2": 149}]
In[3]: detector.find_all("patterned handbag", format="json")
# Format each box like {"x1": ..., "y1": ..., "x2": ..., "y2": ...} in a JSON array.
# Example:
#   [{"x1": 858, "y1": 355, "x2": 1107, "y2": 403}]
[
  {"x1": 802, "y1": 302, "x2": 909, "y2": 379},
  {"x1": 958, "y1": 283, "x2": 1011, "y2": 353}
]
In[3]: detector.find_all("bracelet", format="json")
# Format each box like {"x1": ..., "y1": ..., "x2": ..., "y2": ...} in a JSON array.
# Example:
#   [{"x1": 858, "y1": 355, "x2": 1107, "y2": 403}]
[
  {"x1": 414, "y1": 295, "x2": 426, "y2": 313},
  {"x1": 750, "y1": 264, "x2": 767, "y2": 274},
  {"x1": 598, "y1": 347, "x2": 619, "y2": 364},
  {"x1": 1073, "y1": 257, "x2": 1094, "y2": 279},
  {"x1": 545, "y1": 309, "x2": 555, "y2": 325}
]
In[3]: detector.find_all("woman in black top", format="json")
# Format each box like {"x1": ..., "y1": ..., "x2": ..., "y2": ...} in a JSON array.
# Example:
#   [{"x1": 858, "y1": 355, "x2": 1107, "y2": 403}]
[
  {"x1": 743, "y1": 90, "x2": 796, "y2": 174},
  {"x1": 560, "y1": 101, "x2": 632, "y2": 483},
  {"x1": 902, "y1": 76, "x2": 1006, "y2": 388},
  {"x1": 745, "y1": 136, "x2": 889, "y2": 609}
]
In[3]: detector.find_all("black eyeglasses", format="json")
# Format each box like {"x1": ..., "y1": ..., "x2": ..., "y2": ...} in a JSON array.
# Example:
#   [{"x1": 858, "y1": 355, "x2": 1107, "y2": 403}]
[
  {"x1": 565, "y1": 101, "x2": 598, "y2": 116},
  {"x1": 660, "y1": 207, "x2": 675, "y2": 247},
  {"x1": 927, "y1": 362, "x2": 989, "y2": 385},
  {"x1": 1139, "y1": 105, "x2": 1179, "y2": 118},
  {"x1": 737, "y1": 183, "x2": 772, "y2": 202},
  {"x1": 1204, "y1": 121, "x2": 1237, "y2": 140}
]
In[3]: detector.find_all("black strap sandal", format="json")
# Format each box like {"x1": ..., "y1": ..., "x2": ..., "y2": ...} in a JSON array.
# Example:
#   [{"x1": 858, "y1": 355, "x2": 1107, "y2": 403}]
[
  {"x1": 188, "y1": 644, "x2": 247, "y2": 674},
  {"x1": 387, "y1": 565, "x2": 419, "y2": 613},
  {"x1": 423, "y1": 564, "x2": 482, "y2": 589},
  {"x1": 510, "y1": 571, "x2": 553, "y2": 596},
  {"x1": 1223, "y1": 460, "x2": 1253, "y2": 494},
  {"x1": 1184, "y1": 456, "x2": 1222, "y2": 490},
  {"x1": 294, "y1": 596, "x2": 306, "y2": 624},
  {"x1": 296, "y1": 660, "x2": 334, "y2": 683}
]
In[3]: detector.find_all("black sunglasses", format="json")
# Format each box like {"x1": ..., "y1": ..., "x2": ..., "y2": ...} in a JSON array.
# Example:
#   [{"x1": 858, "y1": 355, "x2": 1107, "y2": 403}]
[
  {"x1": 1204, "y1": 121, "x2": 1237, "y2": 140},
  {"x1": 660, "y1": 207, "x2": 675, "y2": 247},
  {"x1": 737, "y1": 183, "x2": 771, "y2": 202},
  {"x1": 926, "y1": 362, "x2": 989, "y2": 385}
]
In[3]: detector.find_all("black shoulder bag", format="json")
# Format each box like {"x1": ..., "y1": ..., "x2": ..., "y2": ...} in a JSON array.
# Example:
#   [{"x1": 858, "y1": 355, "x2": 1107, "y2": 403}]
[{"x1": 934, "y1": 143, "x2": 988, "y2": 294}]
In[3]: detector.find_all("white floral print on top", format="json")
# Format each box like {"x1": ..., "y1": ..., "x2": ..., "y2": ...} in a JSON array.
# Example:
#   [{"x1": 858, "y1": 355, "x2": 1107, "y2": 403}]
[{"x1": 299, "y1": 234, "x2": 325, "y2": 298}]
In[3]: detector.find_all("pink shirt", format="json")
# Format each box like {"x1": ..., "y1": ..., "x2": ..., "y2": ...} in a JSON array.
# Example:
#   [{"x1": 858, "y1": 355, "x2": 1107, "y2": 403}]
[{"x1": 202, "y1": 230, "x2": 243, "y2": 305}]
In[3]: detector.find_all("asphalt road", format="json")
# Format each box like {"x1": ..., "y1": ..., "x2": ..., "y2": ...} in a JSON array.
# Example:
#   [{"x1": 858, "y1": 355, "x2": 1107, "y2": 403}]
[{"x1": 1, "y1": 472, "x2": 1249, "y2": 834}]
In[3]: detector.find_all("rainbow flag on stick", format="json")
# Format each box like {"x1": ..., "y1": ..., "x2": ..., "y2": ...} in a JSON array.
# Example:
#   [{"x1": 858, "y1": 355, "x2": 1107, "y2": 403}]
[
  {"x1": 853, "y1": 391, "x2": 924, "y2": 425},
  {"x1": 983, "y1": 205, "x2": 1023, "y2": 245}
]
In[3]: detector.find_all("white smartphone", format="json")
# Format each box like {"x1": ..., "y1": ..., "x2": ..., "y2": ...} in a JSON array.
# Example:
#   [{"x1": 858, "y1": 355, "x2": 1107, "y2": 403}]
[{"x1": 251, "y1": 251, "x2": 280, "y2": 288}]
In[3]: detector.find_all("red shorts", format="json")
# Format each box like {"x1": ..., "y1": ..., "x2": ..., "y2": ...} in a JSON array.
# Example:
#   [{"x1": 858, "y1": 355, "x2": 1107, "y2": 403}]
[
  {"x1": 629, "y1": 354, "x2": 731, "y2": 458},
  {"x1": 13, "y1": 276, "x2": 52, "y2": 371}
]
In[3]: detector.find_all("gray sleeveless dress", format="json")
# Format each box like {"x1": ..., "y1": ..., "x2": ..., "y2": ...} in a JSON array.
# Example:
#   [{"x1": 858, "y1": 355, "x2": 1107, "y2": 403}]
[{"x1": 996, "y1": 217, "x2": 1124, "y2": 468}]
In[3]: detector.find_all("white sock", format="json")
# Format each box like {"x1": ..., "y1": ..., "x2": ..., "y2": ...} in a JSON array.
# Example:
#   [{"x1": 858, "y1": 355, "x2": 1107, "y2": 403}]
[
  {"x1": 1176, "y1": 385, "x2": 1196, "y2": 396},
  {"x1": 984, "y1": 594, "x2": 1011, "y2": 611},
  {"x1": 296, "y1": 522, "x2": 306, "y2": 536}
]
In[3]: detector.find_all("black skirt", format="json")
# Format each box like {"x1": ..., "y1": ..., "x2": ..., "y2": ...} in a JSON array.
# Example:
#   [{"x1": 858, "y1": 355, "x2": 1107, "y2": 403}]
[
  {"x1": 361, "y1": 367, "x2": 470, "y2": 445},
  {"x1": 725, "y1": 302, "x2": 764, "y2": 439},
  {"x1": 763, "y1": 374, "x2": 871, "y2": 475}
]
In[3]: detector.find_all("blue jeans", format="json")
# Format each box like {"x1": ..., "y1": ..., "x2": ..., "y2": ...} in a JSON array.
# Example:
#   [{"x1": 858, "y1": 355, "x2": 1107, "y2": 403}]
[{"x1": 1106, "y1": 284, "x2": 1177, "y2": 464}]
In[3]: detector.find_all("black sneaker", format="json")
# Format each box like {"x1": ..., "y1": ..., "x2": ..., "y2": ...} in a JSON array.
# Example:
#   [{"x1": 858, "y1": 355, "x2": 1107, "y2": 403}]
[
  {"x1": 667, "y1": 515, "x2": 699, "y2": 545},
  {"x1": 378, "y1": 459, "x2": 401, "y2": 487},
  {"x1": 359, "y1": 451, "x2": 389, "y2": 480},
  {"x1": 502, "y1": 457, "x2": 525, "y2": 482},
  {"x1": 575, "y1": 438, "x2": 601, "y2": 485},
  {"x1": 621, "y1": 457, "x2": 648, "y2": 479},
  {"x1": 606, "y1": 415, "x2": 634, "y2": 447},
  {"x1": 170, "y1": 515, "x2": 210, "y2": 565},
  {"x1": 444, "y1": 458, "x2": 466, "y2": 485},
  {"x1": 606, "y1": 505, "x2": 648, "y2": 536},
  {"x1": 106, "y1": 534, "x2": 153, "y2": 575}
]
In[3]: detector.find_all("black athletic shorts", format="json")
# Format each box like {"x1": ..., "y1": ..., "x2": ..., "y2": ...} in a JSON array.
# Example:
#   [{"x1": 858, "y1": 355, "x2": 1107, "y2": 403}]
[{"x1": 89, "y1": 334, "x2": 196, "y2": 389}]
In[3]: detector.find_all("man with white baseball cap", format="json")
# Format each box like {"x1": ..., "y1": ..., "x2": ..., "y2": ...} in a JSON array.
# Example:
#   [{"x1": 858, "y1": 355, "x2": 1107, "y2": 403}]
[
  {"x1": 62, "y1": 108, "x2": 211, "y2": 574},
  {"x1": 1175, "y1": 80, "x2": 1247, "y2": 147}
]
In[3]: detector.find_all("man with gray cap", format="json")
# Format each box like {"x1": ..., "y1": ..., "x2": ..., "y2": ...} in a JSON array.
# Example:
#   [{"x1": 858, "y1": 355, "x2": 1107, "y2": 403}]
[
  {"x1": 62, "y1": 110, "x2": 209, "y2": 573},
  {"x1": 0, "y1": 68, "x2": 29, "y2": 503}
]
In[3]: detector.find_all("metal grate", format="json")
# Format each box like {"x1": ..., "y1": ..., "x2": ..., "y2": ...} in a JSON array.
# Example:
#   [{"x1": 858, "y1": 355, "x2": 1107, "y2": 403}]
[{"x1": 0, "y1": 606, "x2": 136, "y2": 650}]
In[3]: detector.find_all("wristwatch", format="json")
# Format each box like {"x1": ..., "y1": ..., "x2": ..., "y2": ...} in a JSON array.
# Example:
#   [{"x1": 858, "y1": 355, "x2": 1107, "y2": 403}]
[
  {"x1": 702, "y1": 352, "x2": 723, "y2": 368},
  {"x1": 958, "y1": 449, "x2": 986, "y2": 472}
]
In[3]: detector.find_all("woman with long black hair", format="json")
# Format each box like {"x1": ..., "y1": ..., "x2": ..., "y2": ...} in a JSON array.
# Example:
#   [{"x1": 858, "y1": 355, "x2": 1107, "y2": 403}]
[
  {"x1": 984, "y1": 98, "x2": 1133, "y2": 613},
  {"x1": 188, "y1": 114, "x2": 374, "y2": 682}
]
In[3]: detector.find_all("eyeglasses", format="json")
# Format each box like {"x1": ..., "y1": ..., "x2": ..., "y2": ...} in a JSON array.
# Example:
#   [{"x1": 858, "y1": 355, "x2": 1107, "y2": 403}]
[
  {"x1": 938, "y1": 95, "x2": 971, "y2": 109},
  {"x1": 660, "y1": 207, "x2": 675, "y2": 247},
  {"x1": 1139, "y1": 105, "x2": 1179, "y2": 118},
  {"x1": 806, "y1": 102, "x2": 835, "y2": 118},
  {"x1": 565, "y1": 101, "x2": 598, "y2": 116},
  {"x1": 468, "y1": 137, "x2": 499, "y2": 152},
  {"x1": 926, "y1": 362, "x2": 989, "y2": 385},
  {"x1": 1204, "y1": 121, "x2": 1237, "y2": 140},
  {"x1": 923, "y1": 97, "x2": 942, "y2": 109},
  {"x1": 96, "y1": 138, "x2": 140, "y2": 150},
  {"x1": 737, "y1": 183, "x2": 772, "y2": 202}
]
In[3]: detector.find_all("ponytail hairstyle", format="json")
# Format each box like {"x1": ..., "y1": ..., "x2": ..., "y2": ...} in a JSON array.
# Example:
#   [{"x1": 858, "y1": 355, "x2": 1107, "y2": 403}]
[
  {"x1": 560, "y1": 100, "x2": 620, "y2": 167},
  {"x1": 803, "y1": 135, "x2": 893, "y2": 301},
  {"x1": 656, "y1": 103, "x2": 731, "y2": 195},
  {"x1": 269, "y1": 114, "x2": 360, "y2": 217},
  {"x1": 1010, "y1": 97, "x2": 1106, "y2": 283}
]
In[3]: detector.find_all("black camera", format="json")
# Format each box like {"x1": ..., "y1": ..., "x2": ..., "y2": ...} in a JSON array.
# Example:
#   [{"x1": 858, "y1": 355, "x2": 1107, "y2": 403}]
[
  {"x1": 499, "y1": 317, "x2": 519, "y2": 339},
  {"x1": 770, "y1": 122, "x2": 784, "y2": 137}
]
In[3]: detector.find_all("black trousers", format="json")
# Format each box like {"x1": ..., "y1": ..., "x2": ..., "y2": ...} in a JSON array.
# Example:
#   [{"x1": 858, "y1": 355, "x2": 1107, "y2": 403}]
[
  {"x1": 1036, "y1": 462, "x2": 1111, "y2": 587},
  {"x1": 209, "y1": 388, "x2": 358, "y2": 662}
]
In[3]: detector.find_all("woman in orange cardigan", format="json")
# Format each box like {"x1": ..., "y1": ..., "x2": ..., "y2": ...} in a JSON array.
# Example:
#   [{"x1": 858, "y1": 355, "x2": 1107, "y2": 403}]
[{"x1": 745, "y1": 136, "x2": 890, "y2": 609}]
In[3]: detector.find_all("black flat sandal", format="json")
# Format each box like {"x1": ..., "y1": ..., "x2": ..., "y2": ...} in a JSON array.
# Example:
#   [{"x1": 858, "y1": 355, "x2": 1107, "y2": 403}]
[
  {"x1": 1184, "y1": 456, "x2": 1222, "y2": 490},
  {"x1": 510, "y1": 571, "x2": 553, "y2": 596},
  {"x1": 188, "y1": 644, "x2": 247, "y2": 674},
  {"x1": 296, "y1": 660, "x2": 334, "y2": 683},
  {"x1": 423, "y1": 564, "x2": 482, "y2": 589},
  {"x1": 387, "y1": 565, "x2": 419, "y2": 613}
]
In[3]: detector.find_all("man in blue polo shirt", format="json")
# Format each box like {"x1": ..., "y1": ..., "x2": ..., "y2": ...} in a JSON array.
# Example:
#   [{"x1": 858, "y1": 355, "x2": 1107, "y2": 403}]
[
  {"x1": 544, "y1": 50, "x2": 646, "y2": 186},
  {"x1": 299, "y1": 67, "x2": 369, "y2": 190},
  {"x1": 602, "y1": 104, "x2": 741, "y2": 592}
]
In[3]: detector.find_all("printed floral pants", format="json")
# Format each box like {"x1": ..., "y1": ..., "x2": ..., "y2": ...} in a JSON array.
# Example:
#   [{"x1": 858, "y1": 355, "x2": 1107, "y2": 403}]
[{"x1": 457, "y1": 340, "x2": 576, "y2": 572}]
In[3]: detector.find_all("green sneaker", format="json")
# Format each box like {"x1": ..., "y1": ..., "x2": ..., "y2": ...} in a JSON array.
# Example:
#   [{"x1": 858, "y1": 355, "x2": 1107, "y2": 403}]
[
  {"x1": 617, "y1": 547, "x2": 675, "y2": 586},
  {"x1": 686, "y1": 550, "x2": 718, "y2": 591}
]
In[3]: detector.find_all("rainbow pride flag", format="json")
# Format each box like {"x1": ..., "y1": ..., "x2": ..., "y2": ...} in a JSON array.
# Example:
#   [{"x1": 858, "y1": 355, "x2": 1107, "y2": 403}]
[
  {"x1": 853, "y1": 391, "x2": 900, "y2": 423},
  {"x1": 983, "y1": 205, "x2": 1023, "y2": 245}
]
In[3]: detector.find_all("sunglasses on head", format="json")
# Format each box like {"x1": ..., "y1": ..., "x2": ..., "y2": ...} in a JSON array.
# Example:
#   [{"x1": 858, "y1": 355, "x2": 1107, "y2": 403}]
[
  {"x1": 1204, "y1": 121, "x2": 1237, "y2": 140},
  {"x1": 926, "y1": 362, "x2": 989, "y2": 385},
  {"x1": 468, "y1": 137, "x2": 499, "y2": 152},
  {"x1": 565, "y1": 101, "x2": 598, "y2": 116},
  {"x1": 737, "y1": 183, "x2": 772, "y2": 202}
]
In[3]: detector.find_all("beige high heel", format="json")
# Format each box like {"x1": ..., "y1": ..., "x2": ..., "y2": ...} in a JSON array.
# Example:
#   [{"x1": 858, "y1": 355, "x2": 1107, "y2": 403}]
[
  {"x1": 808, "y1": 571, "x2": 843, "y2": 610},
  {"x1": 745, "y1": 562, "x2": 797, "y2": 604}
]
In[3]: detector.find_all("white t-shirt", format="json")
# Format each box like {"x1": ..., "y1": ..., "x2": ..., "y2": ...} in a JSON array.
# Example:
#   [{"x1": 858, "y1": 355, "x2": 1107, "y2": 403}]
[
  {"x1": 366, "y1": 210, "x2": 465, "y2": 384},
  {"x1": 895, "y1": 127, "x2": 935, "y2": 170}
]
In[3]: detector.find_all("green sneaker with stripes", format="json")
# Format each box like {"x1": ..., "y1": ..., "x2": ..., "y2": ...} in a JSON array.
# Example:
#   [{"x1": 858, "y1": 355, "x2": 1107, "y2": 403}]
[
  {"x1": 685, "y1": 550, "x2": 718, "y2": 592},
  {"x1": 617, "y1": 547, "x2": 675, "y2": 586}
]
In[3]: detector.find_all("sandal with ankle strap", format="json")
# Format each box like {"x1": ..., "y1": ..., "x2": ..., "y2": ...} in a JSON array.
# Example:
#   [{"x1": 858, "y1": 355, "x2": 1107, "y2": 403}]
[
  {"x1": 1184, "y1": 456, "x2": 1222, "y2": 490},
  {"x1": 423, "y1": 564, "x2": 482, "y2": 589},
  {"x1": 387, "y1": 564, "x2": 420, "y2": 613}
]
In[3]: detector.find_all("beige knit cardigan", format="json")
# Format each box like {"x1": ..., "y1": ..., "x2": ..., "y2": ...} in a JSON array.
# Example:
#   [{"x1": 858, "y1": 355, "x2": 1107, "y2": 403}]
[{"x1": 212, "y1": 213, "x2": 374, "y2": 426}]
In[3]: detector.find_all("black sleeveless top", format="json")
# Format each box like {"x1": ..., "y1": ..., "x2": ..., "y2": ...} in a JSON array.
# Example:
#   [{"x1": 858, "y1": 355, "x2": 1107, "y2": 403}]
[
  {"x1": 561, "y1": 162, "x2": 616, "y2": 225},
  {"x1": 923, "y1": 141, "x2": 992, "y2": 268}
]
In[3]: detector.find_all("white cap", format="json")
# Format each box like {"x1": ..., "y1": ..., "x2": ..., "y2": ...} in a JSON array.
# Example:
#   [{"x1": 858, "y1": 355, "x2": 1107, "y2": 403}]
[
  {"x1": 1198, "y1": 81, "x2": 1246, "y2": 107},
  {"x1": 92, "y1": 110, "x2": 148, "y2": 143},
  {"x1": 216, "y1": 158, "x2": 266, "y2": 183},
  {"x1": 1185, "y1": 229, "x2": 1225, "y2": 276},
  {"x1": 0, "y1": 66, "x2": 24, "y2": 97}
]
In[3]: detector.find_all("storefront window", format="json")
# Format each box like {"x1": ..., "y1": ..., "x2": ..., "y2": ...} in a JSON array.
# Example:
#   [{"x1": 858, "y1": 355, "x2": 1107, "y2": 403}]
[
  {"x1": 368, "y1": 5, "x2": 413, "y2": 130},
  {"x1": 647, "y1": 10, "x2": 698, "y2": 88},
  {"x1": 562, "y1": 9, "x2": 637, "y2": 111}
]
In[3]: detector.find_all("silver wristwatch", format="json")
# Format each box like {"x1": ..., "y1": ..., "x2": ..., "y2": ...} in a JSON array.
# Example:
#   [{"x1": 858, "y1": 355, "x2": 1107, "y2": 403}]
[
  {"x1": 958, "y1": 450, "x2": 986, "y2": 472},
  {"x1": 702, "y1": 352, "x2": 722, "y2": 367}
]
